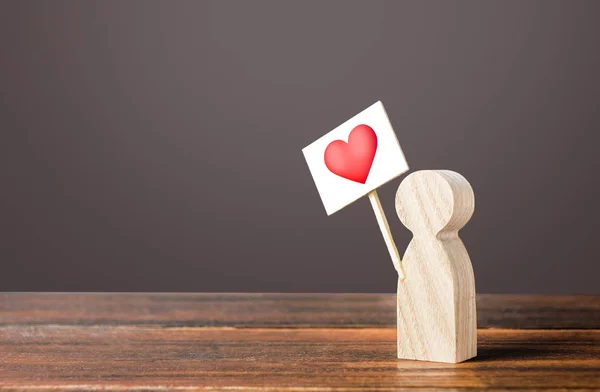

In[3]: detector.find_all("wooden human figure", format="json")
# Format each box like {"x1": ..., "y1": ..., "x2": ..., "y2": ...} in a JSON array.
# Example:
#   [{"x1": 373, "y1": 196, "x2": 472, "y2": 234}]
[{"x1": 395, "y1": 170, "x2": 476, "y2": 363}]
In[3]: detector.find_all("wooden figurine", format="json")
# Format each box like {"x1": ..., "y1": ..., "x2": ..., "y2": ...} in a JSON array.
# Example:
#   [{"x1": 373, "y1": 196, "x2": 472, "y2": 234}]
[
  {"x1": 395, "y1": 170, "x2": 477, "y2": 363},
  {"x1": 302, "y1": 102, "x2": 477, "y2": 363}
]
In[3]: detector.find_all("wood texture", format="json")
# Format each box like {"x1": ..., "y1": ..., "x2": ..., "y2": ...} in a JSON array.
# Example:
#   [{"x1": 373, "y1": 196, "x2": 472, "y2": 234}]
[
  {"x1": 0, "y1": 327, "x2": 598, "y2": 391},
  {"x1": 1, "y1": 293, "x2": 599, "y2": 329},
  {"x1": 1, "y1": 294, "x2": 599, "y2": 391},
  {"x1": 395, "y1": 170, "x2": 477, "y2": 363},
  {"x1": 368, "y1": 189, "x2": 405, "y2": 279}
]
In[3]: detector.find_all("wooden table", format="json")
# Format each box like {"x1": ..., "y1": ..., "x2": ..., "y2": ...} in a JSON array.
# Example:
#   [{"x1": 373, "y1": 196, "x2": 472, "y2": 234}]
[{"x1": 1, "y1": 294, "x2": 599, "y2": 391}]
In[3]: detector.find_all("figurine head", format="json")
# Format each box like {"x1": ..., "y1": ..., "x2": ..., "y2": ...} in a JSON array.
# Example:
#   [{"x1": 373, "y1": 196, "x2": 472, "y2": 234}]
[{"x1": 395, "y1": 170, "x2": 474, "y2": 237}]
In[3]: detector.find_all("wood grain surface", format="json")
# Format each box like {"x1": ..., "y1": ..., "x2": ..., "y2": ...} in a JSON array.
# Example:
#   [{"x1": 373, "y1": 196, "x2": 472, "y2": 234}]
[
  {"x1": 1, "y1": 294, "x2": 599, "y2": 391},
  {"x1": 1, "y1": 293, "x2": 598, "y2": 328}
]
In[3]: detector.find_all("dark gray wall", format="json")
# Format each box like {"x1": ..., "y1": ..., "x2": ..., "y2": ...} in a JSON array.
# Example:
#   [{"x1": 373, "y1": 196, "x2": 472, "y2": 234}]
[{"x1": 1, "y1": 1, "x2": 599, "y2": 294}]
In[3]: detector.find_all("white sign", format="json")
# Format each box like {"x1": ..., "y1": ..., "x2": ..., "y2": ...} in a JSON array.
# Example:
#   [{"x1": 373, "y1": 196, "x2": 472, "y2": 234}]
[{"x1": 302, "y1": 101, "x2": 409, "y2": 215}]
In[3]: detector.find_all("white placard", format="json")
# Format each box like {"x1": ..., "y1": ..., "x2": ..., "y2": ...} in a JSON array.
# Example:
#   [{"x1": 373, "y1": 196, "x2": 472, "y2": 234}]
[{"x1": 302, "y1": 101, "x2": 409, "y2": 215}]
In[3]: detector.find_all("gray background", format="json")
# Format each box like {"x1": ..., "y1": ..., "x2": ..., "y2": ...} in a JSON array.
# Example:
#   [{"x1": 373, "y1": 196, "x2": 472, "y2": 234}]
[{"x1": 1, "y1": 1, "x2": 599, "y2": 294}]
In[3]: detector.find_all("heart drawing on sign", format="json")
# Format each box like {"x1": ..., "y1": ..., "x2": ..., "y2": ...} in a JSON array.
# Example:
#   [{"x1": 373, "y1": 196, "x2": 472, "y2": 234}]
[{"x1": 324, "y1": 124, "x2": 378, "y2": 184}]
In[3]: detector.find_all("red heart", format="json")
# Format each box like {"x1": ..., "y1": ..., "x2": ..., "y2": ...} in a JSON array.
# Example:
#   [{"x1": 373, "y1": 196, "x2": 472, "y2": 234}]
[{"x1": 324, "y1": 124, "x2": 378, "y2": 184}]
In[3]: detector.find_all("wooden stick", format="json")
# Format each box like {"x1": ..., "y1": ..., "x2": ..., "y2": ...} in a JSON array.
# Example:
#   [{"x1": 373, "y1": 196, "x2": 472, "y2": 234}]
[{"x1": 368, "y1": 190, "x2": 405, "y2": 280}]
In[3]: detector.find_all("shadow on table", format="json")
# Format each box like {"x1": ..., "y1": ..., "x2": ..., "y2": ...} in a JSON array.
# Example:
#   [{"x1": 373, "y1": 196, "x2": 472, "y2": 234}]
[{"x1": 474, "y1": 345, "x2": 584, "y2": 362}]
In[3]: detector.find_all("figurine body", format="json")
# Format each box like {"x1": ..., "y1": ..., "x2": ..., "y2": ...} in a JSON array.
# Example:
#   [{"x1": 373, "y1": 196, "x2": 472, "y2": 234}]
[{"x1": 395, "y1": 170, "x2": 476, "y2": 363}]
